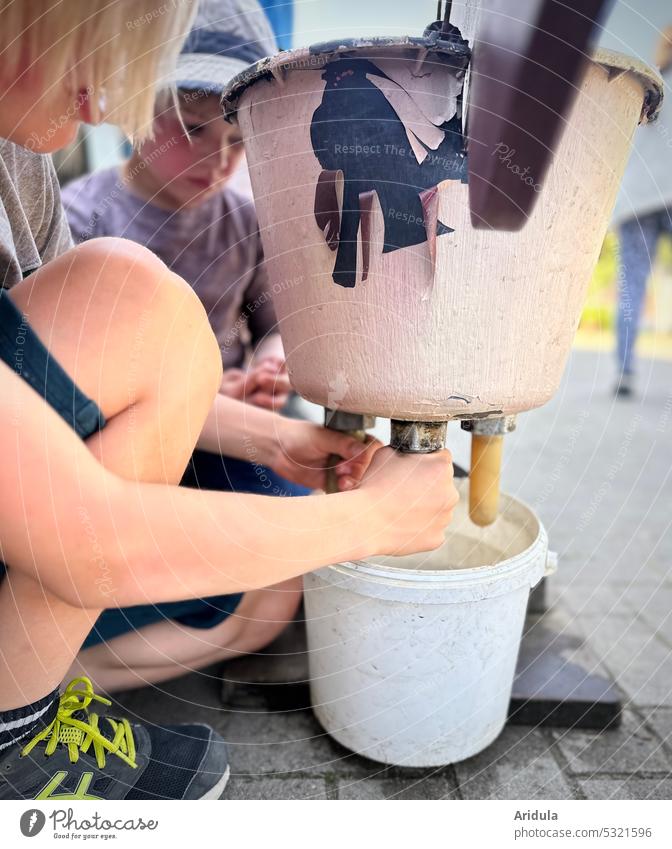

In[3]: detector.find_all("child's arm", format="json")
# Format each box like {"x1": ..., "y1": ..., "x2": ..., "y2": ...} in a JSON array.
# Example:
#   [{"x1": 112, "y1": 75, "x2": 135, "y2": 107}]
[
  {"x1": 242, "y1": 231, "x2": 285, "y2": 367},
  {"x1": 196, "y1": 391, "x2": 369, "y2": 490},
  {"x1": 0, "y1": 360, "x2": 456, "y2": 610}
]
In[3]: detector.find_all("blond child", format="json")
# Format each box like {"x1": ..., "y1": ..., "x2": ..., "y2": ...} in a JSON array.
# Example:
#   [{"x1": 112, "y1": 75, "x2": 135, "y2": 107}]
[{"x1": 0, "y1": 0, "x2": 457, "y2": 800}]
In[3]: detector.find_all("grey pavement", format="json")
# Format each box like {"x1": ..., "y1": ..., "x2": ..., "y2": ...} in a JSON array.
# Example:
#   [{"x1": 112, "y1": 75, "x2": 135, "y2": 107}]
[{"x1": 113, "y1": 350, "x2": 672, "y2": 800}]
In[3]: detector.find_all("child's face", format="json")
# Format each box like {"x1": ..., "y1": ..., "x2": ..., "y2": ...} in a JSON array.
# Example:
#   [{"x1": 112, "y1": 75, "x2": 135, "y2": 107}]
[
  {"x1": 137, "y1": 93, "x2": 245, "y2": 208},
  {"x1": 0, "y1": 63, "x2": 92, "y2": 153}
]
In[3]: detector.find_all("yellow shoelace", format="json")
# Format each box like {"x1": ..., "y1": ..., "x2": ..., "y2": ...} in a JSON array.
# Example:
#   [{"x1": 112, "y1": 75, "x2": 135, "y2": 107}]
[{"x1": 21, "y1": 677, "x2": 137, "y2": 769}]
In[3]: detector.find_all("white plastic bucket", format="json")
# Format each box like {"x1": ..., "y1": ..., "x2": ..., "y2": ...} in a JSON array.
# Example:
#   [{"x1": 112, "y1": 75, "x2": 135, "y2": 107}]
[{"x1": 303, "y1": 481, "x2": 556, "y2": 767}]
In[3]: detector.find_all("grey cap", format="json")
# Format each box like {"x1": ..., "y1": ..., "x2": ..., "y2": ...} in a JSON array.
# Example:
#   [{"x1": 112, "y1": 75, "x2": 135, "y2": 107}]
[{"x1": 165, "y1": 0, "x2": 277, "y2": 96}]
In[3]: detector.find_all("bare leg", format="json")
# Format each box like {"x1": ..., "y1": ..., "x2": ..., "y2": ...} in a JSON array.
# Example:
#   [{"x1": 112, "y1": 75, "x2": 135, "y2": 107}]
[
  {"x1": 68, "y1": 578, "x2": 303, "y2": 693},
  {"x1": 0, "y1": 238, "x2": 222, "y2": 709}
]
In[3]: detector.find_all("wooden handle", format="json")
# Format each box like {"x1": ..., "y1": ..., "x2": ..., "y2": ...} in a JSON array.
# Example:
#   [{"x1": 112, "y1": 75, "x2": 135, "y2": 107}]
[{"x1": 469, "y1": 434, "x2": 503, "y2": 526}]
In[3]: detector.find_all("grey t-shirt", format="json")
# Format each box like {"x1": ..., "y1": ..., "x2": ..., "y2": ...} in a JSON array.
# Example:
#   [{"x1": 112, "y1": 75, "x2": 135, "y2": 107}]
[
  {"x1": 0, "y1": 139, "x2": 73, "y2": 289},
  {"x1": 61, "y1": 167, "x2": 276, "y2": 369}
]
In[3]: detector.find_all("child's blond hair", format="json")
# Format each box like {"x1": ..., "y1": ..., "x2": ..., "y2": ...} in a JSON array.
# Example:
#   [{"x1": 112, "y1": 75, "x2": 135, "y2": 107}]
[{"x1": 0, "y1": 0, "x2": 198, "y2": 140}]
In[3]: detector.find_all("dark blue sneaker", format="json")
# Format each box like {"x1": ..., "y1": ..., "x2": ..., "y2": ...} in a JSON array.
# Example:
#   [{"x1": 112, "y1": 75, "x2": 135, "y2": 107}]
[{"x1": 0, "y1": 678, "x2": 229, "y2": 800}]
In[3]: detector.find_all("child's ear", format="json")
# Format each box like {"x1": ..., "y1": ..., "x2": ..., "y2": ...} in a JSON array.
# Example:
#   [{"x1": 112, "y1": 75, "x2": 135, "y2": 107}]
[
  {"x1": 76, "y1": 88, "x2": 95, "y2": 124},
  {"x1": 76, "y1": 87, "x2": 107, "y2": 126}
]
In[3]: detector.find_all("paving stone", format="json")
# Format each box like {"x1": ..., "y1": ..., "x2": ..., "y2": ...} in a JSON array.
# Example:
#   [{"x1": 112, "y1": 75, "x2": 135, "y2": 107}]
[
  {"x1": 549, "y1": 709, "x2": 671, "y2": 776},
  {"x1": 560, "y1": 581, "x2": 672, "y2": 622},
  {"x1": 220, "y1": 707, "x2": 402, "y2": 779},
  {"x1": 639, "y1": 707, "x2": 672, "y2": 753},
  {"x1": 580, "y1": 777, "x2": 672, "y2": 801},
  {"x1": 574, "y1": 614, "x2": 672, "y2": 707},
  {"x1": 454, "y1": 727, "x2": 575, "y2": 800},
  {"x1": 220, "y1": 709, "x2": 340, "y2": 777},
  {"x1": 113, "y1": 664, "x2": 231, "y2": 728},
  {"x1": 223, "y1": 777, "x2": 329, "y2": 800},
  {"x1": 337, "y1": 776, "x2": 458, "y2": 800},
  {"x1": 627, "y1": 592, "x2": 672, "y2": 646}
]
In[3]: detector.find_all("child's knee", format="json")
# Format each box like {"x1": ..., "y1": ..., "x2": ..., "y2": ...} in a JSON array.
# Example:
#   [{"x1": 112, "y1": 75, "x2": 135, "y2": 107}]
[
  {"x1": 71, "y1": 238, "x2": 205, "y2": 324},
  {"x1": 25, "y1": 236, "x2": 197, "y2": 331},
  {"x1": 75, "y1": 238, "x2": 222, "y2": 400},
  {"x1": 53, "y1": 237, "x2": 171, "y2": 303},
  {"x1": 19, "y1": 237, "x2": 222, "y2": 420}
]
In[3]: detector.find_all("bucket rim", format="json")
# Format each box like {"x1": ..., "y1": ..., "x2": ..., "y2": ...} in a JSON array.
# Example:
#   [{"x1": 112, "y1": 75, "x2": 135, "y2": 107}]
[
  {"x1": 221, "y1": 33, "x2": 470, "y2": 121},
  {"x1": 318, "y1": 489, "x2": 548, "y2": 591},
  {"x1": 594, "y1": 48, "x2": 664, "y2": 122},
  {"x1": 221, "y1": 38, "x2": 662, "y2": 124}
]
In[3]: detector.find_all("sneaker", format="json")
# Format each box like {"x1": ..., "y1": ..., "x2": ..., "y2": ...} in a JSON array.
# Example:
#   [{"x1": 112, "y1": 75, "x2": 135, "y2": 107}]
[
  {"x1": 0, "y1": 677, "x2": 229, "y2": 800},
  {"x1": 614, "y1": 373, "x2": 634, "y2": 398}
]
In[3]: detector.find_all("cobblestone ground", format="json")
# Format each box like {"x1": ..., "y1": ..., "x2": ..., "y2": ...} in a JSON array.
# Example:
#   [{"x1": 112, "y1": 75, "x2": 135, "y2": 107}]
[{"x1": 114, "y1": 350, "x2": 672, "y2": 800}]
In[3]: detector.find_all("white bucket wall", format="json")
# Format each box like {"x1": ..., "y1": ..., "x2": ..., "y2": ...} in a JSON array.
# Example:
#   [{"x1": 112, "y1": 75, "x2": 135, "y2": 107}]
[
  {"x1": 303, "y1": 483, "x2": 551, "y2": 766},
  {"x1": 232, "y1": 48, "x2": 660, "y2": 420}
]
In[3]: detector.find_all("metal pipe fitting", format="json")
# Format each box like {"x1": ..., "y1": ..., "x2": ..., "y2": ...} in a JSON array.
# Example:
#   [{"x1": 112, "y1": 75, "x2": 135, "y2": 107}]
[
  {"x1": 324, "y1": 409, "x2": 376, "y2": 433},
  {"x1": 390, "y1": 420, "x2": 448, "y2": 454},
  {"x1": 460, "y1": 414, "x2": 517, "y2": 436}
]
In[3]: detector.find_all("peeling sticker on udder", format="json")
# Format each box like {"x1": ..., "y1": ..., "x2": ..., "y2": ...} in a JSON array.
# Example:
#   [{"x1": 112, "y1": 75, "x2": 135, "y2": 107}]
[
  {"x1": 366, "y1": 73, "x2": 446, "y2": 153},
  {"x1": 309, "y1": 56, "x2": 468, "y2": 289}
]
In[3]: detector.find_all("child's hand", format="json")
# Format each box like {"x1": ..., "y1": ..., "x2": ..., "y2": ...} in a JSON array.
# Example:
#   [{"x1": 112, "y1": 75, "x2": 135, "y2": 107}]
[
  {"x1": 219, "y1": 361, "x2": 291, "y2": 411},
  {"x1": 358, "y1": 447, "x2": 459, "y2": 556},
  {"x1": 270, "y1": 420, "x2": 382, "y2": 491},
  {"x1": 219, "y1": 368, "x2": 249, "y2": 401},
  {"x1": 246, "y1": 358, "x2": 291, "y2": 410}
]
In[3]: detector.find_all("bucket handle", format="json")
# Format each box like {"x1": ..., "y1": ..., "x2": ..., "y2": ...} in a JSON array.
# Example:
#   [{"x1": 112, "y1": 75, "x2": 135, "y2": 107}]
[{"x1": 545, "y1": 550, "x2": 559, "y2": 577}]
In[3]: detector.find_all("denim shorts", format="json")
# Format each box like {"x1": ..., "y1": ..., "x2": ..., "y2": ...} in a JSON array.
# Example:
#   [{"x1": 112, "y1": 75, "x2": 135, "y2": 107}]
[{"x1": 0, "y1": 289, "x2": 242, "y2": 647}]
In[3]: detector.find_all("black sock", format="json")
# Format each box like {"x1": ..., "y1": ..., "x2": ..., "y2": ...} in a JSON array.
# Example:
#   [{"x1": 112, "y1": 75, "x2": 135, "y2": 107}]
[{"x1": 0, "y1": 688, "x2": 59, "y2": 754}]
